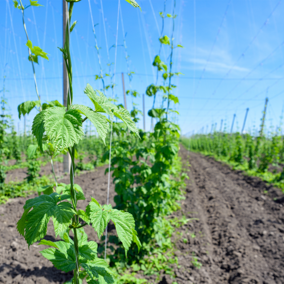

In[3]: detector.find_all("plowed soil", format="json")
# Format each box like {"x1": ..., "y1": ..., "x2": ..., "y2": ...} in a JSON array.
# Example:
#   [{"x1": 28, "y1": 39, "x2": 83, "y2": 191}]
[{"x1": 0, "y1": 146, "x2": 284, "y2": 283}]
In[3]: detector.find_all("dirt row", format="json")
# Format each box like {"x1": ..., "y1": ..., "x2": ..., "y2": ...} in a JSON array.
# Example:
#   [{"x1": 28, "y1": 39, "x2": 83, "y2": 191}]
[
  {"x1": 0, "y1": 147, "x2": 284, "y2": 283},
  {"x1": 174, "y1": 146, "x2": 284, "y2": 284}
]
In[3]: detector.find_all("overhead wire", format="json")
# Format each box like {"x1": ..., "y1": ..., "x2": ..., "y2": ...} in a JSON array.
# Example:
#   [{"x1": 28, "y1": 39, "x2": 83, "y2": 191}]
[{"x1": 193, "y1": 0, "x2": 282, "y2": 125}]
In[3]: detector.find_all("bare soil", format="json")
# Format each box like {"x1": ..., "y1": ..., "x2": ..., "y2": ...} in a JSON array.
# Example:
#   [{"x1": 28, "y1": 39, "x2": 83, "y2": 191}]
[
  {"x1": 169, "y1": 146, "x2": 284, "y2": 284},
  {"x1": 0, "y1": 147, "x2": 284, "y2": 283}
]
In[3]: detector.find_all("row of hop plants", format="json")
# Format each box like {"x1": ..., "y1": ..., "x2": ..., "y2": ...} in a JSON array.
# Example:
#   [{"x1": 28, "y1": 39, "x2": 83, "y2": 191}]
[{"x1": 183, "y1": 126, "x2": 284, "y2": 190}]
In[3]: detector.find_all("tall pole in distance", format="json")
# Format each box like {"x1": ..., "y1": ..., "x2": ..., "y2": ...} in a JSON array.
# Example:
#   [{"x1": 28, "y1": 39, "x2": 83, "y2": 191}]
[
  {"x1": 220, "y1": 119, "x2": 223, "y2": 132},
  {"x1": 260, "y1": 97, "x2": 269, "y2": 137},
  {"x1": 63, "y1": 0, "x2": 71, "y2": 173},
  {"x1": 230, "y1": 114, "x2": 236, "y2": 133},
  {"x1": 121, "y1": 73, "x2": 127, "y2": 110},
  {"x1": 241, "y1": 108, "x2": 249, "y2": 134},
  {"x1": 206, "y1": 125, "x2": 208, "y2": 134},
  {"x1": 142, "y1": 93, "x2": 145, "y2": 131}
]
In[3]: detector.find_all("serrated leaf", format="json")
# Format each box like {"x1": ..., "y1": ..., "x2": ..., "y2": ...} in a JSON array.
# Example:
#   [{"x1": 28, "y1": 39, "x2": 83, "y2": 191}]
[
  {"x1": 18, "y1": 100, "x2": 41, "y2": 119},
  {"x1": 59, "y1": 184, "x2": 85, "y2": 201},
  {"x1": 53, "y1": 202, "x2": 75, "y2": 236},
  {"x1": 40, "y1": 245, "x2": 76, "y2": 272},
  {"x1": 109, "y1": 209, "x2": 136, "y2": 255},
  {"x1": 113, "y1": 108, "x2": 139, "y2": 137},
  {"x1": 84, "y1": 84, "x2": 116, "y2": 117},
  {"x1": 18, "y1": 193, "x2": 75, "y2": 246},
  {"x1": 82, "y1": 261, "x2": 114, "y2": 284},
  {"x1": 44, "y1": 107, "x2": 84, "y2": 152},
  {"x1": 72, "y1": 105, "x2": 108, "y2": 143},
  {"x1": 77, "y1": 209, "x2": 90, "y2": 224},
  {"x1": 26, "y1": 40, "x2": 49, "y2": 60},
  {"x1": 32, "y1": 110, "x2": 45, "y2": 151},
  {"x1": 86, "y1": 200, "x2": 109, "y2": 239},
  {"x1": 42, "y1": 100, "x2": 64, "y2": 110}
]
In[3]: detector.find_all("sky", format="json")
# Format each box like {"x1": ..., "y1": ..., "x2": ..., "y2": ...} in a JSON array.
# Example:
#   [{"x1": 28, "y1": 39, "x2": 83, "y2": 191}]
[{"x1": 1, "y1": 0, "x2": 284, "y2": 136}]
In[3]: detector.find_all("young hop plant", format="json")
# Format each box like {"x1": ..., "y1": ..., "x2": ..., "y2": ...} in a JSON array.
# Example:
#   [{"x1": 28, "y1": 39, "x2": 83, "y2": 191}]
[{"x1": 15, "y1": 0, "x2": 141, "y2": 283}]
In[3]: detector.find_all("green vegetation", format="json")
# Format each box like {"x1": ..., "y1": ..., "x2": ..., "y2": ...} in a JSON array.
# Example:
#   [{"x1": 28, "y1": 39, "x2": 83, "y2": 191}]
[{"x1": 182, "y1": 130, "x2": 284, "y2": 191}]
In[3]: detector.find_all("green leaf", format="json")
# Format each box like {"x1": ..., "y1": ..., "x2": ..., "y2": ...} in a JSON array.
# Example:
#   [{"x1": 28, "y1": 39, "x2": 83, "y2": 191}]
[
  {"x1": 13, "y1": 0, "x2": 19, "y2": 8},
  {"x1": 32, "y1": 110, "x2": 45, "y2": 151},
  {"x1": 177, "y1": 44, "x2": 184, "y2": 48},
  {"x1": 53, "y1": 202, "x2": 75, "y2": 236},
  {"x1": 59, "y1": 184, "x2": 85, "y2": 201},
  {"x1": 30, "y1": 0, "x2": 43, "y2": 6},
  {"x1": 167, "y1": 13, "x2": 172, "y2": 18},
  {"x1": 159, "y1": 35, "x2": 170, "y2": 45},
  {"x1": 17, "y1": 193, "x2": 75, "y2": 246},
  {"x1": 148, "y1": 108, "x2": 166, "y2": 118},
  {"x1": 84, "y1": 84, "x2": 116, "y2": 117},
  {"x1": 168, "y1": 94, "x2": 179, "y2": 104},
  {"x1": 18, "y1": 100, "x2": 41, "y2": 119},
  {"x1": 152, "y1": 55, "x2": 167, "y2": 72},
  {"x1": 70, "y1": 21, "x2": 77, "y2": 32},
  {"x1": 82, "y1": 261, "x2": 114, "y2": 284},
  {"x1": 86, "y1": 200, "x2": 109, "y2": 239},
  {"x1": 125, "y1": 0, "x2": 141, "y2": 10},
  {"x1": 27, "y1": 144, "x2": 38, "y2": 159},
  {"x1": 42, "y1": 100, "x2": 64, "y2": 110},
  {"x1": 40, "y1": 244, "x2": 76, "y2": 272},
  {"x1": 26, "y1": 40, "x2": 49, "y2": 60},
  {"x1": 44, "y1": 107, "x2": 84, "y2": 152},
  {"x1": 109, "y1": 209, "x2": 138, "y2": 256},
  {"x1": 72, "y1": 105, "x2": 108, "y2": 143},
  {"x1": 39, "y1": 239, "x2": 59, "y2": 249},
  {"x1": 162, "y1": 73, "x2": 168, "y2": 80},
  {"x1": 77, "y1": 209, "x2": 90, "y2": 224},
  {"x1": 113, "y1": 108, "x2": 139, "y2": 137}
]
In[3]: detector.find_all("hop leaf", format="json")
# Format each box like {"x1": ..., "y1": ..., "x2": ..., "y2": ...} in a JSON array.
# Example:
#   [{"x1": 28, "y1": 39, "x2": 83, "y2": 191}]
[
  {"x1": 86, "y1": 200, "x2": 141, "y2": 255},
  {"x1": 18, "y1": 100, "x2": 41, "y2": 119},
  {"x1": 26, "y1": 40, "x2": 49, "y2": 61},
  {"x1": 32, "y1": 110, "x2": 45, "y2": 151},
  {"x1": 44, "y1": 107, "x2": 84, "y2": 152},
  {"x1": 86, "y1": 199, "x2": 110, "y2": 239},
  {"x1": 72, "y1": 104, "x2": 108, "y2": 143},
  {"x1": 84, "y1": 84, "x2": 116, "y2": 118},
  {"x1": 113, "y1": 108, "x2": 139, "y2": 137},
  {"x1": 17, "y1": 193, "x2": 75, "y2": 246}
]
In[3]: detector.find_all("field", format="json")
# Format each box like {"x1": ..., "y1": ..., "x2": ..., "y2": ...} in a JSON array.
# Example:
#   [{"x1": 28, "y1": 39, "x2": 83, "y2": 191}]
[
  {"x1": 1, "y1": 0, "x2": 284, "y2": 283},
  {"x1": 1, "y1": 146, "x2": 284, "y2": 283}
]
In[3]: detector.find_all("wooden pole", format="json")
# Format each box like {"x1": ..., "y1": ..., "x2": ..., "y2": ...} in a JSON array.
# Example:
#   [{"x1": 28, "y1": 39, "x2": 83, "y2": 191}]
[
  {"x1": 63, "y1": 0, "x2": 71, "y2": 173},
  {"x1": 121, "y1": 72, "x2": 127, "y2": 110}
]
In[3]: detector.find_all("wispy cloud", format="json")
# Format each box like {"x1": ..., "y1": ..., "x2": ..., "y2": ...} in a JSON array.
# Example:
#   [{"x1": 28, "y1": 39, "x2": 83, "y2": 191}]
[{"x1": 180, "y1": 46, "x2": 250, "y2": 74}]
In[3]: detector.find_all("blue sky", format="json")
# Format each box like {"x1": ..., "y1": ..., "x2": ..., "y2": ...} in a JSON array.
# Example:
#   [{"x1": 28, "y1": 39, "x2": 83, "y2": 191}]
[{"x1": 1, "y1": 0, "x2": 284, "y2": 136}]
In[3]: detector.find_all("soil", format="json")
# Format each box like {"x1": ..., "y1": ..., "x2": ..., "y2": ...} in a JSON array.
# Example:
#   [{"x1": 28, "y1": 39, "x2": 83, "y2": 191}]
[
  {"x1": 5, "y1": 161, "x2": 66, "y2": 183},
  {"x1": 168, "y1": 146, "x2": 284, "y2": 284},
  {"x1": 1, "y1": 146, "x2": 284, "y2": 283}
]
